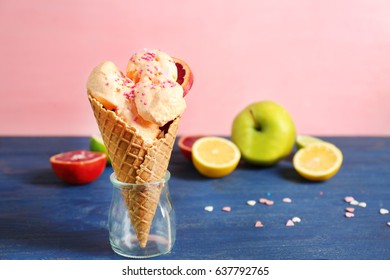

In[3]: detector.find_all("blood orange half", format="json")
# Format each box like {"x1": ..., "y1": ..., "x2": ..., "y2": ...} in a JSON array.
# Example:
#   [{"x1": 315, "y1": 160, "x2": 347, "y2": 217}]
[
  {"x1": 173, "y1": 57, "x2": 194, "y2": 97},
  {"x1": 50, "y1": 150, "x2": 107, "y2": 185},
  {"x1": 178, "y1": 135, "x2": 204, "y2": 160}
]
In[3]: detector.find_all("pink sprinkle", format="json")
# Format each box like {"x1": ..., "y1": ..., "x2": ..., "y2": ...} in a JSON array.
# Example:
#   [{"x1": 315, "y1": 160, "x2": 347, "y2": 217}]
[
  {"x1": 265, "y1": 200, "x2": 274, "y2": 206},
  {"x1": 254, "y1": 221, "x2": 264, "y2": 228},
  {"x1": 259, "y1": 198, "x2": 267, "y2": 204},
  {"x1": 124, "y1": 90, "x2": 135, "y2": 100},
  {"x1": 105, "y1": 83, "x2": 109, "y2": 86},
  {"x1": 143, "y1": 102, "x2": 147, "y2": 106},
  {"x1": 222, "y1": 206, "x2": 231, "y2": 212},
  {"x1": 344, "y1": 196, "x2": 354, "y2": 203},
  {"x1": 345, "y1": 212, "x2": 355, "y2": 218},
  {"x1": 286, "y1": 220, "x2": 295, "y2": 226},
  {"x1": 345, "y1": 207, "x2": 355, "y2": 213},
  {"x1": 319, "y1": 191, "x2": 324, "y2": 196},
  {"x1": 282, "y1": 197, "x2": 292, "y2": 203}
]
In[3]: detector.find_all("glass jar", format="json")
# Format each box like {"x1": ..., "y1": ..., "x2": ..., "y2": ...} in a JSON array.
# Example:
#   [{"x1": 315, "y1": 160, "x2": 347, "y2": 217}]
[{"x1": 108, "y1": 171, "x2": 175, "y2": 258}]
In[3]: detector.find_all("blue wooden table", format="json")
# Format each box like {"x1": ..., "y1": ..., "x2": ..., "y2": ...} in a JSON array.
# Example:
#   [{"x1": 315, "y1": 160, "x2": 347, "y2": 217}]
[{"x1": 0, "y1": 137, "x2": 389, "y2": 260}]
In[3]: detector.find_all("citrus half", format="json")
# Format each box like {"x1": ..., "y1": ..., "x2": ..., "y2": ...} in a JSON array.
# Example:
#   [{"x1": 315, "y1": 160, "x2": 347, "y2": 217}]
[
  {"x1": 192, "y1": 137, "x2": 241, "y2": 178},
  {"x1": 178, "y1": 135, "x2": 204, "y2": 160},
  {"x1": 50, "y1": 150, "x2": 107, "y2": 185},
  {"x1": 173, "y1": 57, "x2": 194, "y2": 97},
  {"x1": 293, "y1": 142, "x2": 343, "y2": 181}
]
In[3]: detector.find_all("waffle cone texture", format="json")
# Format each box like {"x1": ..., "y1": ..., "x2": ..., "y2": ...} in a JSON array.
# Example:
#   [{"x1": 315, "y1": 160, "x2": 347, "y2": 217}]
[{"x1": 88, "y1": 95, "x2": 179, "y2": 248}]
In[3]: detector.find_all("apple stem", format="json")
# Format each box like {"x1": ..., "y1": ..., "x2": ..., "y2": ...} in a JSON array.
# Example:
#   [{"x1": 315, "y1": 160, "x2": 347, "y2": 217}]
[{"x1": 249, "y1": 109, "x2": 261, "y2": 131}]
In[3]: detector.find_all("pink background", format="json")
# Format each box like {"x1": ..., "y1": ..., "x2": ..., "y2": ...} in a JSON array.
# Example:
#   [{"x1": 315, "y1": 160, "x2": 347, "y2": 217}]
[{"x1": 1, "y1": 0, "x2": 390, "y2": 136}]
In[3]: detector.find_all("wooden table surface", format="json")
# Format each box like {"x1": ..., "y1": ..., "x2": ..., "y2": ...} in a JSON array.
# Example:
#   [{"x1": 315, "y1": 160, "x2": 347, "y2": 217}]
[{"x1": 0, "y1": 137, "x2": 389, "y2": 260}]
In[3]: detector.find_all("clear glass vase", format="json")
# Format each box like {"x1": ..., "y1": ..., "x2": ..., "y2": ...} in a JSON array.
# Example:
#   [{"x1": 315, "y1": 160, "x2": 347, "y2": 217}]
[{"x1": 108, "y1": 171, "x2": 176, "y2": 258}]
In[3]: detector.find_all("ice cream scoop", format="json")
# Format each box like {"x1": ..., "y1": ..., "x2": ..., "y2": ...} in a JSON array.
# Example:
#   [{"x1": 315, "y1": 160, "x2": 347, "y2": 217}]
[
  {"x1": 87, "y1": 61, "x2": 132, "y2": 110},
  {"x1": 87, "y1": 50, "x2": 187, "y2": 144},
  {"x1": 130, "y1": 76, "x2": 186, "y2": 127},
  {"x1": 126, "y1": 49, "x2": 178, "y2": 83}
]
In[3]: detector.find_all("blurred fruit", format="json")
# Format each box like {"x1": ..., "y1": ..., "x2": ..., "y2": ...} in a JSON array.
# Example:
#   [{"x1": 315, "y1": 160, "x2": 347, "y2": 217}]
[
  {"x1": 173, "y1": 57, "x2": 194, "y2": 96},
  {"x1": 50, "y1": 150, "x2": 107, "y2": 185},
  {"x1": 90, "y1": 134, "x2": 111, "y2": 165},
  {"x1": 296, "y1": 135, "x2": 324, "y2": 150},
  {"x1": 232, "y1": 100, "x2": 296, "y2": 165},
  {"x1": 192, "y1": 137, "x2": 241, "y2": 178},
  {"x1": 293, "y1": 142, "x2": 343, "y2": 181},
  {"x1": 178, "y1": 135, "x2": 204, "y2": 160}
]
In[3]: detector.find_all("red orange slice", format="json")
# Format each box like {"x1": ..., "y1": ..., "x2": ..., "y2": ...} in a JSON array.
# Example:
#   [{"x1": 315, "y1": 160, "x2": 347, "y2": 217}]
[{"x1": 50, "y1": 150, "x2": 107, "y2": 185}]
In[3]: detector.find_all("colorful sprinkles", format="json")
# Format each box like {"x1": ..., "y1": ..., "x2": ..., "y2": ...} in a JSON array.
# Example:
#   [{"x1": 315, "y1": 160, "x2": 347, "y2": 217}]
[
  {"x1": 202, "y1": 194, "x2": 389, "y2": 229},
  {"x1": 286, "y1": 220, "x2": 295, "y2": 227},
  {"x1": 345, "y1": 212, "x2": 355, "y2": 218},
  {"x1": 222, "y1": 206, "x2": 232, "y2": 212},
  {"x1": 254, "y1": 221, "x2": 264, "y2": 228},
  {"x1": 259, "y1": 198, "x2": 274, "y2": 206},
  {"x1": 246, "y1": 200, "x2": 256, "y2": 206}
]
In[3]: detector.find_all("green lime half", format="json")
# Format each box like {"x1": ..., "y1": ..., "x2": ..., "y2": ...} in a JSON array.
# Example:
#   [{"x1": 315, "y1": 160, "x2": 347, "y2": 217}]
[
  {"x1": 90, "y1": 134, "x2": 111, "y2": 165},
  {"x1": 296, "y1": 135, "x2": 324, "y2": 150}
]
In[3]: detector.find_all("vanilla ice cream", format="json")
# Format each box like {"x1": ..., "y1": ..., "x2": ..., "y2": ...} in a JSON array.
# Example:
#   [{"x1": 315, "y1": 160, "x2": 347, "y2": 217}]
[{"x1": 87, "y1": 49, "x2": 186, "y2": 145}]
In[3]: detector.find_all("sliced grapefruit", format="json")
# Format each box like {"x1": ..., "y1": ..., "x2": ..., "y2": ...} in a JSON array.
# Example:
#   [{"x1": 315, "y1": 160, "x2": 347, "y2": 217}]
[
  {"x1": 50, "y1": 150, "x2": 107, "y2": 185},
  {"x1": 178, "y1": 135, "x2": 204, "y2": 159},
  {"x1": 173, "y1": 57, "x2": 194, "y2": 97}
]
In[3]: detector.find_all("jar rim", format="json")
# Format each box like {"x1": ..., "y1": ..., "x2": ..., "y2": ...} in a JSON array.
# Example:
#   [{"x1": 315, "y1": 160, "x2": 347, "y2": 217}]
[{"x1": 110, "y1": 171, "x2": 171, "y2": 189}]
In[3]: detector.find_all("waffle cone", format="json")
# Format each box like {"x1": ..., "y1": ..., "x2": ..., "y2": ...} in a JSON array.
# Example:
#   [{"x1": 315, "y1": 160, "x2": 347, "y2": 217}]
[{"x1": 88, "y1": 95, "x2": 179, "y2": 248}]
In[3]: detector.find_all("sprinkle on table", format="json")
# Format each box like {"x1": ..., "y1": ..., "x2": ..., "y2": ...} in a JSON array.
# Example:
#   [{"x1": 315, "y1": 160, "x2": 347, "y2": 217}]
[
  {"x1": 345, "y1": 212, "x2": 355, "y2": 218},
  {"x1": 286, "y1": 219, "x2": 295, "y2": 227},
  {"x1": 246, "y1": 200, "x2": 256, "y2": 206},
  {"x1": 379, "y1": 208, "x2": 389, "y2": 215},
  {"x1": 222, "y1": 206, "x2": 231, "y2": 212},
  {"x1": 350, "y1": 200, "x2": 359, "y2": 206},
  {"x1": 292, "y1": 217, "x2": 301, "y2": 223},
  {"x1": 387, "y1": 222, "x2": 390, "y2": 227},
  {"x1": 282, "y1": 197, "x2": 292, "y2": 203},
  {"x1": 265, "y1": 200, "x2": 274, "y2": 206},
  {"x1": 259, "y1": 198, "x2": 274, "y2": 206},
  {"x1": 358, "y1": 202, "x2": 367, "y2": 208},
  {"x1": 345, "y1": 207, "x2": 355, "y2": 213},
  {"x1": 259, "y1": 198, "x2": 267, "y2": 204},
  {"x1": 204, "y1": 206, "x2": 213, "y2": 212},
  {"x1": 254, "y1": 221, "x2": 264, "y2": 228},
  {"x1": 344, "y1": 196, "x2": 355, "y2": 203}
]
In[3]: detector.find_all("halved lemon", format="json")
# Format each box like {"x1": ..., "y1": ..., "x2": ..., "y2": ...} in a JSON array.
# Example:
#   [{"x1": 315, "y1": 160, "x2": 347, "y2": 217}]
[
  {"x1": 293, "y1": 142, "x2": 343, "y2": 181},
  {"x1": 192, "y1": 137, "x2": 241, "y2": 178}
]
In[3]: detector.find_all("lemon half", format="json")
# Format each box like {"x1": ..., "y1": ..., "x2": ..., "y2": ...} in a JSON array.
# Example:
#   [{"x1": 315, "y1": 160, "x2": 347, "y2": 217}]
[
  {"x1": 192, "y1": 137, "x2": 241, "y2": 178},
  {"x1": 293, "y1": 142, "x2": 343, "y2": 181}
]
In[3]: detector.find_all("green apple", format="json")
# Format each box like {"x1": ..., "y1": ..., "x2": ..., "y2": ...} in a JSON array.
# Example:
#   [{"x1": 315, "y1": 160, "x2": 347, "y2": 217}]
[{"x1": 231, "y1": 101, "x2": 296, "y2": 165}]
